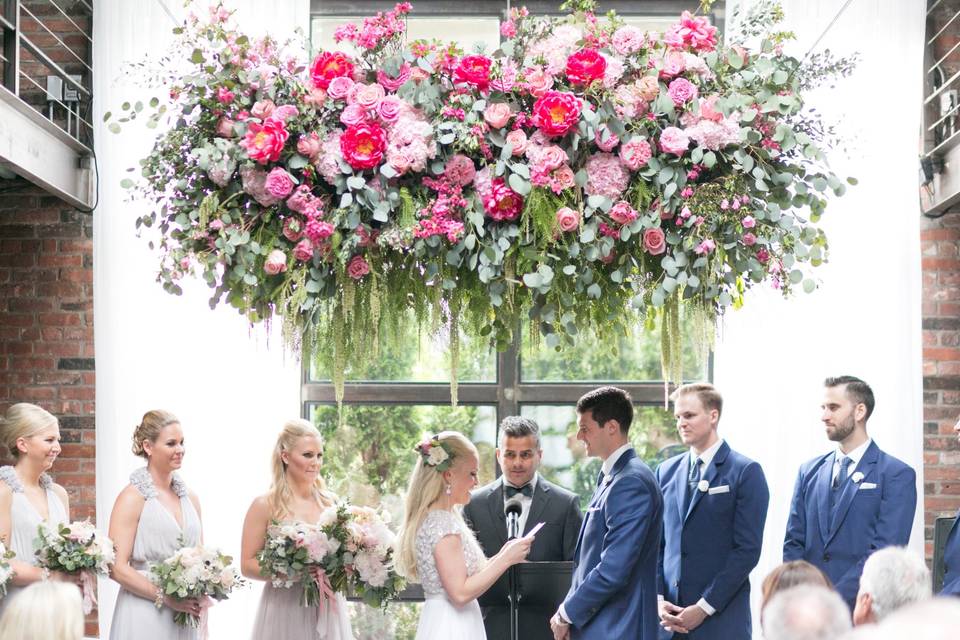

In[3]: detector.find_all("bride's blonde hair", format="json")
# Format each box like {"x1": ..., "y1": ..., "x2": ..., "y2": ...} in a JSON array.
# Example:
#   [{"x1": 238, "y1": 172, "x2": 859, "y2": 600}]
[
  {"x1": 395, "y1": 431, "x2": 478, "y2": 581},
  {"x1": 268, "y1": 419, "x2": 335, "y2": 519}
]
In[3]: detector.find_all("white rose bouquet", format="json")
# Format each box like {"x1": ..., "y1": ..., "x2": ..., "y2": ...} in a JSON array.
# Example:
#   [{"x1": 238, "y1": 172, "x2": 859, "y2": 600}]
[
  {"x1": 34, "y1": 520, "x2": 115, "y2": 613},
  {"x1": 150, "y1": 545, "x2": 244, "y2": 631},
  {"x1": 343, "y1": 505, "x2": 404, "y2": 608},
  {"x1": 257, "y1": 514, "x2": 344, "y2": 608},
  {"x1": 0, "y1": 540, "x2": 15, "y2": 598}
]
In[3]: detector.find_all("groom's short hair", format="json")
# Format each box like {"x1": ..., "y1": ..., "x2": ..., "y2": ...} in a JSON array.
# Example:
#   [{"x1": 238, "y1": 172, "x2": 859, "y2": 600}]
[{"x1": 577, "y1": 386, "x2": 633, "y2": 435}]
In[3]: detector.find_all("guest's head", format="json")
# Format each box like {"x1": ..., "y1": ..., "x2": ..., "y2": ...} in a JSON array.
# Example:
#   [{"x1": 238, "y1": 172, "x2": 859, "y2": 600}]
[
  {"x1": 1, "y1": 403, "x2": 61, "y2": 470},
  {"x1": 822, "y1": 376, "x2": 874, "y2": 443},
  {"x1": 0, "y1": 580, "x2": 83, "y2": 640},
  {"x1": 132, "y1": 409, "x2": 183, "y2": 471},
  {"x1": 396, "y1": 431, "x2": 478, "y2": 580},
  {"x1": 269, "y1": 419, "x2": 329, "y2": 518},
  {"x1": 763, "y1": 585, "x2": 851, "y2": 640},
  {"x1": 853, "y1": 547, "x2": 930, "y2": 625},
  {"x1": 670, "y1": 383, "x2": 722, "y2": 453},
  {"x1": 497, "y1": 416, "x2": 542, "y2": 488},
  {"x1": 576, "y1": 386, "x2": 633, "y2": 459},
  {"x1": 872, "y1": 598, "x2": 960, "y2": 640},
  {"x1": 762, "y1": 560, "x2": 834, "y2": 611}
]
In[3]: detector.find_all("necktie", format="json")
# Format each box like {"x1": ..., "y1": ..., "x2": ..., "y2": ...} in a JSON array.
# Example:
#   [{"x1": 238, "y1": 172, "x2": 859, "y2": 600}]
[
  {"x1": 832, "y1": 456, "x2": 848, "y2": 490},
  {"x1": 505, "y1": 483, "x2": 533, "y2": 498},
  {"x1": 597, "y1": 470, "x2": 605, "y2": 488},
  {"x1": 684, "y1": 457, "x2": 702, "y2": 514}
]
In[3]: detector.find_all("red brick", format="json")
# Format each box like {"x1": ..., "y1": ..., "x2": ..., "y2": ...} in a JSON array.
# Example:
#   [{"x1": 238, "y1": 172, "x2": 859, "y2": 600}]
[
  {"x1": 58, "y1": 386, "x2": 94, "y2": 401},
  {"x1": 38, "y1": 312, "x2": 82, "y2": 327},
  {"x1": 7, "y1": 297, "x2": 53, "y2": 312},
  {"x1": 922, "y1": 228, "x2": 960, "y2": 241},
  {"x1": 1, "y1": 341, "x2": 33, "y2": 356},
  {"x1": 37, "y1": 254, "x2": 82, "y2": 268},
  {"x1": 924, "y1": 347, "x2": 960, "y2": 361},
  {"x1": 34, "y1": 342, "x2": 81, "y2": 357}
]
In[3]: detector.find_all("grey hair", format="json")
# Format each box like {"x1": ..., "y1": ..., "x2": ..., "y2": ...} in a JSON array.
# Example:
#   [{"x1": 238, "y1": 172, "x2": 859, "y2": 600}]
[
  {"x1": 763, "y1": 585, "x2": 851, "y2": 640},
  {"x1": 858, "y1": 547, "x2": 931, "y2": 621},
  {"x1": 498, "y1": 416, "x2": 541, "y2": 449}
]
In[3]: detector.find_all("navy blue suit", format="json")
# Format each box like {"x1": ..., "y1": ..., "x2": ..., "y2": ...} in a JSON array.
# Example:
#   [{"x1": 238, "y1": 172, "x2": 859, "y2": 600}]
[
  {"x1": 941, "y1": 511, "x2": 960, "y2": 596},
  {"x1": 563, "y1": 448, "x2": 663, "y2": 640},
  {"x1": 783, "y1": 440, "x2": 916, "y2": 608},
  {"x1": 655, "y1": 441, "x2": 769, "y2": 639}
]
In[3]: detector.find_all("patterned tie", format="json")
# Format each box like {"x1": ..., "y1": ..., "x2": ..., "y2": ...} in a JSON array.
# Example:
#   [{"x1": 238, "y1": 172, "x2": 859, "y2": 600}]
[
  {"x1": 505, "y1": 483, "x2": 533, "y2": 498},
  {"x1": 829, "y1": 455, "x2": 848, "y2": 513},
  {"x1": 597, "y1": 470, "x2": 605, "y2": 488},
  {"x1": 684, "y1": 457, "x2": 702, "y2": 515}
]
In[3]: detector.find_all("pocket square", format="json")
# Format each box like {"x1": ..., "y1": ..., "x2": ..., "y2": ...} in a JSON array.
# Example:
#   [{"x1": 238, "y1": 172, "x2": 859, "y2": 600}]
[
  {"x1": 708, "y1": 485, "x2": 730, "y2": 495},
  {"x1": 586, "y1": 506, "x2": 601, "y2": 513},
  {"x1": 859, "y1": 482, "x2": 878, "y2": 490}
]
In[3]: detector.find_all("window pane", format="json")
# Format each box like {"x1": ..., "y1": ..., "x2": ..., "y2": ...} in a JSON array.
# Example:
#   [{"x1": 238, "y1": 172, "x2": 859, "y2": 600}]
[
  {"x1": 311, "y1": 16, "x2": 501, "y2": 54},
  {"x1": 520, "y1": 321, "x2": 709, "y2": 382},
  {"x1": 308, "y1": 318, "x2": 497, "y2": 382},
  {"x1": 519, "y1": 404, "x2": 680, "y2": 509}
]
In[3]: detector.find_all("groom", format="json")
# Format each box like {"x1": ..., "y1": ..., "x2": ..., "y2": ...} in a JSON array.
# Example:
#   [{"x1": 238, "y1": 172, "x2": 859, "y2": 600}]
[{"x1": 550, "y1": 387, "x2": 664, "y2": 640}]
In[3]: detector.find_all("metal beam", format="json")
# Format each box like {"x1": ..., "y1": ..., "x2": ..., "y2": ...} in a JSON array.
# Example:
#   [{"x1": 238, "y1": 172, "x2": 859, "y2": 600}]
[{"x1": 0, "y1": 83, "x2": 93, "y2": 209}]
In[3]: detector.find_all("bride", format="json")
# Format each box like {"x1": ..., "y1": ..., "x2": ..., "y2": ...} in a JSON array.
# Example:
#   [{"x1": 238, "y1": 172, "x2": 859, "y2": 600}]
[{"x1": 396, "y1": 431, "x2": 533, "y2": 639}]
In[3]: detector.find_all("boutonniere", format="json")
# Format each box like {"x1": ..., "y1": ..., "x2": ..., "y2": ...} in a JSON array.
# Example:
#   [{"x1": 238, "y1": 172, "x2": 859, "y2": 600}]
[
  {"x1": 851, "y1": 471, "x2": 864, "y2": 484},
  {"x1": 697, "y1": 480, "x2": 710, "y2": 493}
]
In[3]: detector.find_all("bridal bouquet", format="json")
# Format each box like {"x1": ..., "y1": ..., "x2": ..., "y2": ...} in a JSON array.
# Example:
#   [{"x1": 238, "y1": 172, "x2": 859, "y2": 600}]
[
  {"x1": 0, "y1": 541, "x2": 14, "y2": 598},
  {"x1": 258, "y1": 504, "x2": 403, "y2": 609},
  {"x1": 150, "y1": 545, "x2": 245, "y2": 630},
  {"x1": 34, "y1": 520, "x2": 115, "y2": 613}
]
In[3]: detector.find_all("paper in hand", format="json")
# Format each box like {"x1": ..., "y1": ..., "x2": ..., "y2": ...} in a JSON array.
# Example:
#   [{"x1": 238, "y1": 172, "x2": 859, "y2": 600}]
[{"x1": 524, "y1": 521, "x2": 546, "y2": 538}]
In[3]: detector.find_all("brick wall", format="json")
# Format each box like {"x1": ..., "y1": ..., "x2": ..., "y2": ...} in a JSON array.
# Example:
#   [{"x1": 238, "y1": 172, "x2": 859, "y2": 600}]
[{"x1": 0, "y1": 177, "x2": 96, "y2": 633}]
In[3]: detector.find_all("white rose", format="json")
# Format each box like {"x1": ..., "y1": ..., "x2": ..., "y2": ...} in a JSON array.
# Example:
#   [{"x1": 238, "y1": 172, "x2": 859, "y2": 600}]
[
  {"x1": 427, "y1": 446, "x2": 449, "y2": 466},
  {"x1": 697, "y1": 480, "x2": 710, "y2": 493},
  {"x1": 851, "y1": 471, "x2": 865, "y2": 483}
]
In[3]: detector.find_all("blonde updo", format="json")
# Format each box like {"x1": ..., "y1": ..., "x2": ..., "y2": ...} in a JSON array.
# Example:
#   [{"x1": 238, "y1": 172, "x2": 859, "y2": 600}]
[
  {"x1": 132, "y1": 410, "x2": 180, "y2": 458},
  {"x1": 0, "y1": 403, "x2": 59, "y2": 458}
]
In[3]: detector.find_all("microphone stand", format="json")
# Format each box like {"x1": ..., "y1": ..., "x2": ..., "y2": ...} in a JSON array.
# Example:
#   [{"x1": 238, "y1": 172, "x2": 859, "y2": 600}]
[{"x1": 506, "y1": 515, "x2": 520, "y2": 640}]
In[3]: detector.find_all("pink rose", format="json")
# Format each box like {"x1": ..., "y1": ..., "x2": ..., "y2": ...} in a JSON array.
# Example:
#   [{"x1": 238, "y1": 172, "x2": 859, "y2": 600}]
[
  {"x1": 340, "y1": 103, "x2": 369, "y2": 126},
  {"x1": 377, "y1": 96, "x2": 403, "y2": 123},
  {"x1": 612, "y1": 26, "x2": 645, "y2": 56},
  {"x1": 537, "y1": 145, "x2": 568, "y2": 171},
  {"x1": 216, "y1": 117, "x2": 235, "y2": 138},
  {"x1": 327, "y1": 76, "x2": 354, "y2": 101},
  {"x1": 700, "y1": 95, "x2": 723, "y2": 122},
  {"x1": 742, "y1": 232, "x2": 757, "y2": 246},
  {"x1": 347, "y1": 255, "x2": 370, "y2": 280},
  {"x1": 483, "y1": 103, "x2": 513, "y2": 129},
  {"x1": 659, "y1": 51, "x2": 687, "y2": 78},
  {"x1": 619, "y1": 137, "x2": 653, "y2": 170},
  {"x1": 286, "y1": 186, "x2": 316, "y2": 215},
  {"x1": 636, "y1": 76, "x2": 660, "y2": 102},
  {"x1": 556, "y1": 207, "x2": 580, "y2": 233},
  {"x1": 304, "y1": 87, "x2": 327, "y2": 106},
  {"x1": 351, "y1": 83, "x2": 385, "y2": 111},
  {"x1": 643, "y1": 228, "x2": 666, "y2": 255},
  {"x1": 293, "y1": 238, "x2": 314, "y2": 262},
  {"x1": 264, "y1": 167, "x2": 295, "y2": 199},
  {"x1": 609, "y1": 201, "x2": 638, "y2": 225},
  {"x1": 217, "y1": 87, "x2": 234, "y2": 104},
  {"x1": 251, "y1": 99, "x2": 276, "y2": 120},
  {"x1": 297, "y1": 133, "x2": 322, "y2": 160},
  {"x1": 667, "y1": 78, "x2": 698, "y2": 106},
  {"x1": 264, "y1": 249, "x2": 287, "y2": 275},
  {"x1": 282, "y1": 216, "x2": 304, "y2": 242},
  {"x1": 659, "y1": 127, "x2": 690, "y2": 156},
  {"x1": 695, "y1": 238, "x2": 716, "y2": 254},
  {"x1": 523, "y1": 66, "x2": 554, "y2": 97},
  {"x1": 444, "y1": 154, "x2": 476, "y2": 186},
  {"x1": 742, "y1": 215, "x2": 756, "y2": 229},
  {"x1": 500, "y1": 20, "x2": 517, "y2": 38},
  {"x1": 273, "y1": 105, "x2": 299, "y2": 121},
  {"x1": 505, "y1": 130, "x2": 528, "y2": 156},
  {"x1": 550, "y1": 165, "x2": 576, "y2": 193}
]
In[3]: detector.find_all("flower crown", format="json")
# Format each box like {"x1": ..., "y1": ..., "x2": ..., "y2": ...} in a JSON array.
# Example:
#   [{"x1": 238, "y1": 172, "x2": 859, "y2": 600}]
[{"x1": 414, "y1": 436, "x2": 454, "y2": 471}]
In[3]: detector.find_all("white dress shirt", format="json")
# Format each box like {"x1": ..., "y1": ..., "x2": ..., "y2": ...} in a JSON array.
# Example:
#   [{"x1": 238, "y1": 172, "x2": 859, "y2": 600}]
[
  {"x1": 832, "y1": 438, "x2": 872, "y2": 486},
  {"x1": 503, "y1": 472, "x2": 538, "y2": 535}
]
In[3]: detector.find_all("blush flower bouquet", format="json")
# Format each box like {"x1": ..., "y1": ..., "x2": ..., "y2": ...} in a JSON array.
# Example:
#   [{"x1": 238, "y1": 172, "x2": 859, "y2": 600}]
[
  {"x1": 0, "y1": 541, "x2": 14, "y2": 598},
  {"x1": 115, "y1": 0, "x2": 853, "y2": 392},
  {"x1": 150, "y1": 545, "x2": 245, "y2": 631},
  {"x1": 34, "y1": 520, "x2": 115, "y2": 613}
]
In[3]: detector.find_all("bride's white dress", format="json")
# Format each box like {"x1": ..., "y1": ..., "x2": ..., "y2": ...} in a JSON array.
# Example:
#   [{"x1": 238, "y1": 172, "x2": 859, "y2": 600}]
[{"x1": 414, "y1": 509, "x2": 486, "y2": 640}]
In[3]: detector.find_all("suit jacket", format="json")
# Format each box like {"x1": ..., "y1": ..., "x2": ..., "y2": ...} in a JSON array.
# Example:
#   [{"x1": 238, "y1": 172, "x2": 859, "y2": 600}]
[
  {"x1": 655, "y1": 441, "x2": 769, "y2": 640},
  {"x1": 782, "y1": 440, "x2": 917, "y2": 608},
  {"x1": 941, "y1": 511, "x2": 960, "y2": 596},
  {"x1": 463, "y1": 475, "x2": 583, "y2": 640},
  {"x1": 562, "y1": 448, "x2": 663, "y2": 640}
]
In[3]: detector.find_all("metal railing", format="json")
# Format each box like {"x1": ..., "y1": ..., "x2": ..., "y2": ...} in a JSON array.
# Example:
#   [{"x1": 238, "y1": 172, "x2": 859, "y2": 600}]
[
  {"x1": 921, "y1": 0, "x2": 960, "y2": 215},
  {"x1": 1, "y1": 0, "x2": 93, "y2": 149}
]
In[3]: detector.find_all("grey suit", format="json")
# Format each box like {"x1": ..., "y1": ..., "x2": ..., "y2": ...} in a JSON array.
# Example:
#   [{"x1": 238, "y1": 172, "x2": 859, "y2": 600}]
[{"x1": 463, "y1": 475, "x2": 583, "y2": 640}]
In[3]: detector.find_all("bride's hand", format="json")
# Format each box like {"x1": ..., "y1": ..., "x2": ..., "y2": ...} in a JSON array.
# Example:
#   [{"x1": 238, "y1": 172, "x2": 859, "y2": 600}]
[{"x1": 500, "y1": 536, "x2": 533, "y2": 566}]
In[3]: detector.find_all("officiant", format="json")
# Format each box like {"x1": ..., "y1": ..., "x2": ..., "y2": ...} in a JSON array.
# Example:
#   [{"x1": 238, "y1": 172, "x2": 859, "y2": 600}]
[{"x1": 463, "y1": 416, "x2": 583, "y2": 640}]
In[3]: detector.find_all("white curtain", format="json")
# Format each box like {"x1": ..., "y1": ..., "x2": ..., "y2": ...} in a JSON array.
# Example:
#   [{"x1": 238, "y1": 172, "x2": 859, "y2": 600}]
[
  {"x1": 92, "y1": 2, "x2": 309, "y2": 638},
  {"x1": 716, "y1": 0, "x2": 927, "y2": 628}
]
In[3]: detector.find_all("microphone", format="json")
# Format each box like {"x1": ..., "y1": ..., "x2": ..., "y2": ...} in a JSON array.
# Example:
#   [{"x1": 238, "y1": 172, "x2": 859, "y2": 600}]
[{"x1": 505, "y1": 496, "x2": 523, "y2": 540}]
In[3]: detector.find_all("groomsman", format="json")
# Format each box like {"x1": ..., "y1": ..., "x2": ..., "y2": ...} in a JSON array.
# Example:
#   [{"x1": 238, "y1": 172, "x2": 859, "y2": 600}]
[
  {"x1": 940, "y1": 415, "x2": 960, "y2": 596},
  {"x1": 783, "y1": 376, "x2": 917, "y2": 609},
  {"x1": 464, "y1": 416, "x2": 583, "y2": 640},
  {"x1": 656, "y1": 383, "x2": 769, "y2": 639}
]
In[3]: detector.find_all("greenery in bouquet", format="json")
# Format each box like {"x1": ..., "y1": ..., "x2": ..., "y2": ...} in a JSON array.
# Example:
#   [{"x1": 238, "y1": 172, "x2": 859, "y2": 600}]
[
  {"x1": 0, "y1": 541, "x2": 14, "y2": 598},
  {"x1": 113, "y1": 0, "x2": 854, "y2": 398},
  {"x1": 34, "y1": 520, "x2": 115, "y2": 613},
  {"x1": 149, "y1": 544, "x2": 245, "y2": 628},
  {"x1": 342, "y1": 505, "x2": 405, "y2": 608}
]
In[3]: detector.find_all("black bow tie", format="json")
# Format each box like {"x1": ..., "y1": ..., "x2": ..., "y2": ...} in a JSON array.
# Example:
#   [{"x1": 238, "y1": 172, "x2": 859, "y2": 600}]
[{"x1": 505, "y1": 483, "x2": 533, "y2": 498}]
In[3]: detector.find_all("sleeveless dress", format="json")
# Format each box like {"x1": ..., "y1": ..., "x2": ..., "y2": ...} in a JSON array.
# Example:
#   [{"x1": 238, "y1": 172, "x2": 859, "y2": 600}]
[
  {"x1": 250, "y1": 520, "x2": 353, "y2": 640},
  {"x1": 414, "y1": 509, "x2": 486, "y2": 640},
  {"x1": 0, "y1": 466, "x2": 69, "y2": 618},
  {"x1": 109, "y1": 468, "x2": 202, "y2": 640}
]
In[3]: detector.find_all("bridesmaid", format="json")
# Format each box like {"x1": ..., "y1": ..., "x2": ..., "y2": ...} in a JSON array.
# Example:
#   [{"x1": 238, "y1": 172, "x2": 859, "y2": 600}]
[
  {"x1": 108, "y1": 410, "x2": 205, "y2": 640},
  {"x1": 240, "y1": 419, "x2": 353, "y2": 640},
  {"x1": 0, "y1": 403, "x2": 72, "y2": 616}
]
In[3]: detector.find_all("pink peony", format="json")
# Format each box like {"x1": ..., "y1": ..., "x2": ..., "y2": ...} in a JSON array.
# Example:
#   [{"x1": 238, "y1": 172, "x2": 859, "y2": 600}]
[
  {"x1": 264, "y1": 249, "x2": 287, "y2": 275},
  {"x1": 483, "y1": 103, "x2": 513, "y2": 129},
  {"x1": 305, "y1": 219, "x2": 334, "y2": 243},
  {"x1": 340, "y1": 122, "x2": 387, "y2": 170},
  {"x1": 556, "y1": 207, "x2": 580, "y2": 233},
  {"x1": 311, "y1": 51, "x2": 355, "y2": 90},
  {"x1": 293, "y1": 238, "x2": 314, "y2": 262},
  {"x1": 643, "y1": 228, "x2": 667, "y2": 255},
  {"x1": 297, "y1": 133, "x2": 322, "y2": 160},
  {"x1": 500, "y1": 20, "x2": 517, "y2": 38},
  {"x1": 612, "y1": 26, "x2": 645, "y2": 56},
  {"x1": 667, "y1": 78, "x2": 698, "y2": 106},
  {"x1": 264, "y1": 167, "x2": 295, "y2": 199},
  {"x1": 619, "y1": 137, "x2": 653, "y2": 170},
  {"x1": 444, "y1": 154, "x2": 476, "y2": 186},
  {"x1": 347, "y1": 255, "x2": 370, "y2": 280},
  {"x1": 240, "y1": 165, "x2": 279, "y2": 207},
  {"x1": 251, "y1": 99, "x2": 276, "y2": 120},
  {"x1": 454, "y1": 55, "x2": 493, "y2": 91},
  {"x1": 584, "y1": 153, "x2": 629, "y2": 200},
  {"x1": 659, "y1": 127, "x2": 690, "y2": 156},
  {"x1": 609, "y1": 201, "x2": 638, "y2": 225},
  {"x1": 241, "y1": 117, "x2": 289, "y2": 164},
  {"x1": 565, "y1": 48, "x2": 607, "y2": 86},
  {"x1": 664, "y1": 11, "x2": 718, "y2": 52},
  {"x1": 506, "y1": 130, "x2": 528, "y2": 156},
  {"x1": 326, "y1": 76, "x2": 354, "y2": 101},
  {"x1": 532, "y1": 91, "x2": 582, "y2": 137},
  {"x1": 742, "y1": 232, "x2": 757, "y2": 246},
  {"x1": 482, "y1": 179, "x2": 524, "y2": 221}
]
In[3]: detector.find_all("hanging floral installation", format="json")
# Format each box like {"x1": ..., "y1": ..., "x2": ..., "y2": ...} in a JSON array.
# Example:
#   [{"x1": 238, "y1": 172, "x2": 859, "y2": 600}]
[{"x1": 111, "y1": 0, "x2": 854, "y2": 403}]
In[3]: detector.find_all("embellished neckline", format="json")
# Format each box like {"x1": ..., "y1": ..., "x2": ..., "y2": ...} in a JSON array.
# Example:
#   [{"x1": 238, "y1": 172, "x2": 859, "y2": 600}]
[
  {"x1": 129, "y1": 467, "x2": 188, "y2": 499},
  {"x1": 0, "y1": 465, "x2": 53, "y2": 493}
]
